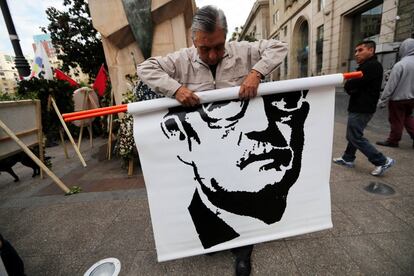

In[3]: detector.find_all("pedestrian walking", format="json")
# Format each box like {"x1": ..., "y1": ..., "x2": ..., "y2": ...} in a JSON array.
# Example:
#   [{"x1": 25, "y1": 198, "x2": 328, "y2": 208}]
[
  {"x1": 333, "y1": 40, "x2": 394, "y2": 176},
  {"x1": 376, "y1": 38, "x2": 414, "y2": 149}
]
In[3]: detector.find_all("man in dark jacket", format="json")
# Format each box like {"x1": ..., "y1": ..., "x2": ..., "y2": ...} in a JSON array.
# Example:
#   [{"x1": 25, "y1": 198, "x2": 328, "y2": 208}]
[{"x1": 333, "y1": 40, "x2": 394, "y2": 176}]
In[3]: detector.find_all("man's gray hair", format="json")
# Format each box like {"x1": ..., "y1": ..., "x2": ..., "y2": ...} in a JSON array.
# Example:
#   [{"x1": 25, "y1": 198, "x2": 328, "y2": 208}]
[{"x1": 191, "y1": 5, "x2": 227, "y2": 39}]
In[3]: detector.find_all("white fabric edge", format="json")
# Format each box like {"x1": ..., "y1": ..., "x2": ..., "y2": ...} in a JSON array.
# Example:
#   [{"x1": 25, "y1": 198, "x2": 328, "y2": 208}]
[
  {"x1": 128, "y1": 74, "x2": 344, "y2": 115},
  {"x1": 157, "y1": 221, "x2": 333, "y2": 262}
]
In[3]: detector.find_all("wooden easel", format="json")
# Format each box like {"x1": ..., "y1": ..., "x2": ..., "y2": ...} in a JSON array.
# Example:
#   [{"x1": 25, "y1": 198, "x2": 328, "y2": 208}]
[
  {"x1": 49, "y1": 95, "x2": 87, "y2": 167},
  {"x1": 0, "y1": 100, "x2": 70, "y2": 194},
  {"x1": 76, "y1": 88, "x2": 98, "y2": 151}
]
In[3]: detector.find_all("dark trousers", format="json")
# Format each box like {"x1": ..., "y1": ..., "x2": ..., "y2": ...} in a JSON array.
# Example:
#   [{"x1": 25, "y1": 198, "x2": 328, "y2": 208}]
[
  {"x1": 231, "y1": 245, "x2": 253, "y2": 260},
  {"x1": 387, "y1": 100, "x2": 414, "y2": 143},
  {"x1": 342, "y1": 112, "x2": 386, "y2": 166},
  {"x1": 0, "y1": 235, "x2": 25, "y2": 276}
]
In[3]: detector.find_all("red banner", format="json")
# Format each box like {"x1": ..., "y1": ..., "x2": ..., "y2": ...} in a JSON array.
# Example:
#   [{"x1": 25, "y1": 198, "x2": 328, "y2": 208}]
[
  {"x1": 55, "y1": 69, "x2": 79, "y2": 87},
  {"x1": 93, "y1": 65, "x2": 108, "y2": 97}
]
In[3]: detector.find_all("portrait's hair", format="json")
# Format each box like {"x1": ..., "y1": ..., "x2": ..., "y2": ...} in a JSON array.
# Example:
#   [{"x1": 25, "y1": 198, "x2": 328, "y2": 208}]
[
  {"x1": 191, "y1": 5, "x2": 228, "y2": 39},
  {"x1": 356, "y1": 40, "x2": 376, "y2": 52}
]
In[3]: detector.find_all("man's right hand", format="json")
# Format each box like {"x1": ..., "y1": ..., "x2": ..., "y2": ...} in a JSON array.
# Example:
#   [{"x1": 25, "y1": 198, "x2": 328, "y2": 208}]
[{"x1": 174, "y1": 86, "x2": 200, "y2": 107}]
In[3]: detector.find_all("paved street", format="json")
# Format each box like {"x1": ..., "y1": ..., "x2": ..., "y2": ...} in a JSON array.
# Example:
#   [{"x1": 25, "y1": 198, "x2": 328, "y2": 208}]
[{"x1": 1, "y1": 91, "x2": 413, "y2": 275}]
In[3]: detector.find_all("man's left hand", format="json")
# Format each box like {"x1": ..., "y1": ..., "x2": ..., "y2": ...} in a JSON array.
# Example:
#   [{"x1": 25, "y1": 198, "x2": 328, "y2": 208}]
[
  {"x1": 239, "y1": 70, "x2": 262, "y2": 100},
  {"x1": 377, "y1": 99, "x2": 387, "y2": 109}
]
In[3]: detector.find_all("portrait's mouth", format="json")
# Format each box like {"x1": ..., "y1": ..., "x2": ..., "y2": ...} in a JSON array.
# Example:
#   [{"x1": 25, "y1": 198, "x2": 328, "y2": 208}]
[{"x1": 237, "y1": 148, "x2": 292, "y2": 171}]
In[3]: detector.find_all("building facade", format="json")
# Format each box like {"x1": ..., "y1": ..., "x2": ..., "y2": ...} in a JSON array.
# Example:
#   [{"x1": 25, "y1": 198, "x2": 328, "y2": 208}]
[
  {"x1": 242, "y1": 0, "x2": 413, "y2": 81},
  {"x1": 239, "y1": 0, "x2": 270, "y2": 41},
  {"x1": 0, "y1": 52, "x2": 20, "y2": 94}
]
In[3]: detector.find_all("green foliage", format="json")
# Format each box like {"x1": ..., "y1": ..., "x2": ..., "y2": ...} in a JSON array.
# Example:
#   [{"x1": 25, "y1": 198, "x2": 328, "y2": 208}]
[
  {"x1": 17, "y1": 78, "x2": 76, "y2": 143},
  {"x1": 115, "y1": 87, "x2": 138, "y2": 164},
  {"x1": 0, "y1": 91, "x2": 36, "y2": 101},
  {"x1": 41, "y1": 0, "x2": 105, "y2": 79},
  {"x1": 65, "y1": 185, "x2": 82, "y2": 195},
  {"x1": 229, "y1": 26, "x2": 258, "y2": 42}
]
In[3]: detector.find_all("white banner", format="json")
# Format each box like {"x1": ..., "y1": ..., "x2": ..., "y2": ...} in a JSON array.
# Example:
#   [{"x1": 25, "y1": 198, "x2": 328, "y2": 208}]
[
  {"x1": 131, "y1": 74, "x2": 341, "y2": 262},
  {"x1": 27, "y1": 42, "x2": 53, "y2": 80}
]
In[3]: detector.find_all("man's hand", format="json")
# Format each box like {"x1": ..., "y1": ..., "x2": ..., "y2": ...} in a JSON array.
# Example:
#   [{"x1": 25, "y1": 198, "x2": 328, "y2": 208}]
[
  {"x1": 377, "y1": 99, "x2": 387, "y2": 109},
  {"x1": 175, "y1": 86, "x2": 200, "y2": 107},
  {"x1": 239, "y1": 70, "x2": 262, "y2": 100}
]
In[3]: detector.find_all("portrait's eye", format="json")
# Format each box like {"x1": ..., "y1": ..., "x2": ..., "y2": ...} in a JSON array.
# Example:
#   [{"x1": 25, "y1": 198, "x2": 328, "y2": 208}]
[
  {"x1": 271, "y1": 94, "x2": 303, "y2": 111},
  {"x1": 202, "y1": 100, "x2": 246, "y2": 120}
]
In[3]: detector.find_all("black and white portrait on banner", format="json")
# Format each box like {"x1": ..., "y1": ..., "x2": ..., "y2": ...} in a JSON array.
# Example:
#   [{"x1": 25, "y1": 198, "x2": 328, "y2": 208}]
[
  {"x1": 161, "y1": 90, "x2": 309, "y2": 249},
  {"x1": 132, "y1": 85, "x2": 334, "y2": 262}
]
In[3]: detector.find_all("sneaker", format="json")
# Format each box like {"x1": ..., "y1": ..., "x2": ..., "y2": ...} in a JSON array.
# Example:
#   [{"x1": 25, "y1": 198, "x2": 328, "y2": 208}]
[
  {"x1": 333, "y1": 157, "x2": 355, "y2": 168},
  {"x1": 371, "y1": 157, "x2": 395, "y2": 176},
  {"x1": 376, "y1": 140, "x2": 398, "y2": 148}
]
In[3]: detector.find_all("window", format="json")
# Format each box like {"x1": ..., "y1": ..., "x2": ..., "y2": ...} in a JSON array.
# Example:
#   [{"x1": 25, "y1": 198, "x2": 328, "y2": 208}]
[
  {"x1": 316, "y1": 25, "x2": 324, "y2": 74},
  {"x1": 348, "y1": 3, "x2": 383, "y2": 70},
  {"x1": 318, "y1": 0, "x2": 324, "y2": 12},
  {"x1": 0, "y1": 72, "x2": 4, "y2": 76},
  {"x1": 284, "y1": 56, "x2": 288, "y2": 76},
  {"x1": 284, "y1": 26, "x2": 287, "y2": 36},
  {"x1": 351, "y1": 3, "x2": 382, "y2": 46},
  {"x1": 273, "y1": 10, "x2": 280, "y2": 25}
]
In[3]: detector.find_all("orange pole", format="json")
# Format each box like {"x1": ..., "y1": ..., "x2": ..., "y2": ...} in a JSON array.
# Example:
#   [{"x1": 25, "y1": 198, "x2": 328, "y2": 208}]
[
  {"x1": 63, "y1": 72, "x2": 364, "y2": 122},
  {"x1": 63, "y1": 105, "x2": 128, "y2": 122},
  {"x1": 62, "y1": 104, "x2": 128, "y2": 119},
  {"x1": 343, "y1": 71, "x2": 363, "y2": 79}
]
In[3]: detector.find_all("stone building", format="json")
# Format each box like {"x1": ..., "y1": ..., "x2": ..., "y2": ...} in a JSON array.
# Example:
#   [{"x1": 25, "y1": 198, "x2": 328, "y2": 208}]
[
  {"x1": 0, "y1": 52, "x2": 20, "y2": 94},
  {"x1": 88, "y1": 0, "x2": 195, "y2": 104},
  {"x1": 241, "y1": 0, "x2": 413, "y2": 80},
  {"x1": 239, "y1": 0, "x2": 270, "y2": 41}
]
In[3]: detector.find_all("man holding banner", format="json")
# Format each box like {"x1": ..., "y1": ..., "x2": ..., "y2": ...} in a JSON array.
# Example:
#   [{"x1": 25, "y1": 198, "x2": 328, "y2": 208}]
[{"x1": 137, "y1": 5, "x2": 287, "y2": 276}]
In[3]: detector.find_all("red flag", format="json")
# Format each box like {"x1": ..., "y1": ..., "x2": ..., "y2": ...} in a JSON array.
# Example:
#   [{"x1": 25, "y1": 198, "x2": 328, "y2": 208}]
[
  {"x1": 93, "y1": 65, "x2": 108, "y2": 97},
  {"x1": 55, "y1": 69, "x2": 79, "y2": 87}
]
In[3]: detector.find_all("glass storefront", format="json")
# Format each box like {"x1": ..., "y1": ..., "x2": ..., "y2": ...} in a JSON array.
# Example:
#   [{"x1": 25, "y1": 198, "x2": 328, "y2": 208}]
[{"x1": 349, "y1": 2, "x2": 383, "y2": 70}]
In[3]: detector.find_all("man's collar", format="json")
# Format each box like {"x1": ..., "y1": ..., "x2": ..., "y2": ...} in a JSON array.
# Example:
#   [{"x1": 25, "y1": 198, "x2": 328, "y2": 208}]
[{"x1": 359, "y1": 55, "x2": 377, "y2": 65}]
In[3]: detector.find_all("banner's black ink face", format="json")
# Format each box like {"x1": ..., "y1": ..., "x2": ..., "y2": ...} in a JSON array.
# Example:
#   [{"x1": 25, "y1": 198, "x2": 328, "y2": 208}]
[{"x1": 161, "y1": 90, "x2": 309, "y2": 248}]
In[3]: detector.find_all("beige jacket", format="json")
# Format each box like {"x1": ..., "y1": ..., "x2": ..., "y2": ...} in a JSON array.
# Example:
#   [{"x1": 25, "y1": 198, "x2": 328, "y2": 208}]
[{"x1": 137, "y1": 39, "x2": 288, "y2": 97}]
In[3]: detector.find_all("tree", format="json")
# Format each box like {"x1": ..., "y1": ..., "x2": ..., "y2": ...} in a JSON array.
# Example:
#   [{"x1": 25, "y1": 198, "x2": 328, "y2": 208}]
[
  {"x1": 41, "y1": 0, "x2": 105, "y2": 79},
  {"x1": 229, "y1": 26, "x2": 257, "y2": 42}
]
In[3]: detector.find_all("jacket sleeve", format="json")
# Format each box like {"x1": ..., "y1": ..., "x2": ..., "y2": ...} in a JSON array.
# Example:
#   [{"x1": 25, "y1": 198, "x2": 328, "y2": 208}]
[
  {"x1": 344, "y1": 61, "x2": 382, "y2": 94},
  {"x1": 380, "y1": 64, "x2": 402, "y2": 102},
  {"x1": 136, "y1": 52, "x2": 183, "y2": 98},
  {"x1": 250, "y1": 40, "x2": 288, "y2": 76}
]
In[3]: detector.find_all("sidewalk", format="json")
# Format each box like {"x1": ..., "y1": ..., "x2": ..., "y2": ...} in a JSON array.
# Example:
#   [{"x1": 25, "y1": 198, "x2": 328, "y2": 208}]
[{"x1": 1, "y1": 99, "x2": 413, "y2": 275}]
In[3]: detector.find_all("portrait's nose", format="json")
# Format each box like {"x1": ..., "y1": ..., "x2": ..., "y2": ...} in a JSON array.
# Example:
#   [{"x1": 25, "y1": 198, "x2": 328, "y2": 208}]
[{"x1": 243, "y1": 98, "x2": 288, "y2": 147}]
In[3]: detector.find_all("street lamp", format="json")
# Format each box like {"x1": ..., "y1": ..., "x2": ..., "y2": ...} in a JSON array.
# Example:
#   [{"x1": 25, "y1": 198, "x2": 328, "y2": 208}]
[{"x1": 0, "y1": 0, "x2": 31, "y2": 78}]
